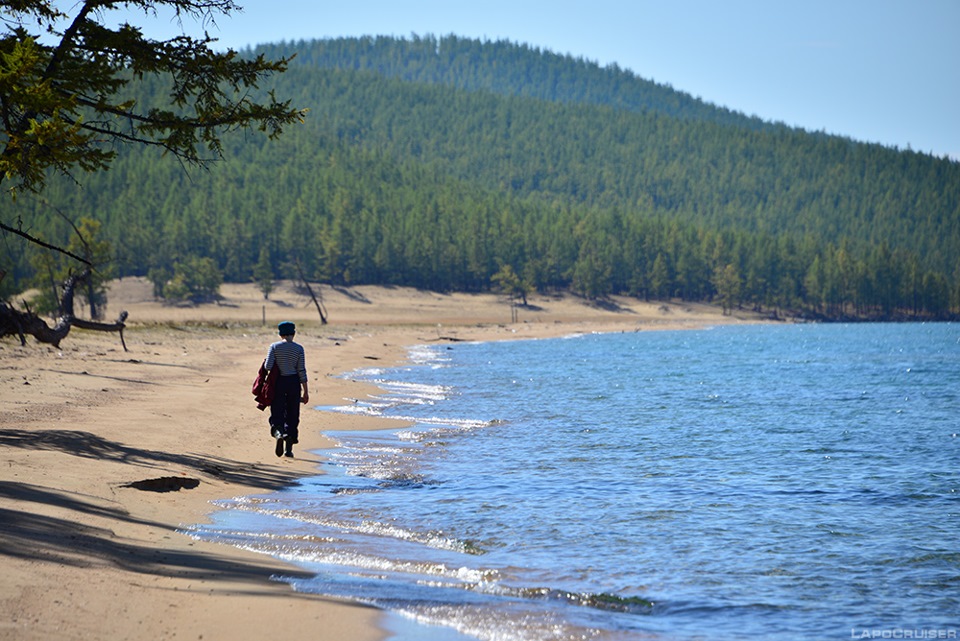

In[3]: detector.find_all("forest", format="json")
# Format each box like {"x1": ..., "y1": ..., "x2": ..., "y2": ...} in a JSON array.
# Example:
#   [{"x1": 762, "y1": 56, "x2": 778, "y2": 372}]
[{"x1": 4, "y1": 35, "x2": 959, "y2": 320}]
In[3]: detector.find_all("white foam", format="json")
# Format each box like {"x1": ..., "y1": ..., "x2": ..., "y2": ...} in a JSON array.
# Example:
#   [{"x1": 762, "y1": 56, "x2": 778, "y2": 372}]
[
  {"x1": 407, "y1": 344, "x2": 451, "y2": 366},
  {"x1": 392, "y1": 603, "x2": 601, "y2": 641}
]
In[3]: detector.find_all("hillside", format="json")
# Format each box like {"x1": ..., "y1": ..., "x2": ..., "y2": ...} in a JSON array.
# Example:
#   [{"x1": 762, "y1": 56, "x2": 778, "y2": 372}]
[
  {"x1": 5, "y1": 35, "x2": 958, "y2": 319},
  {"x1": 253, "y1": 36, "x2": 958, "y2": 269},
  {"x1": 264, "y1": 35, "x2": 781, "y2": 132}
]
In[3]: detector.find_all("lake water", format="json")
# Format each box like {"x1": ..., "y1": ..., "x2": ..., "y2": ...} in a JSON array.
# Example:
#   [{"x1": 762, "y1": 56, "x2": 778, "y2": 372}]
[{"x1": 188, "y1": 323, "x2": 960, "y2": 640}]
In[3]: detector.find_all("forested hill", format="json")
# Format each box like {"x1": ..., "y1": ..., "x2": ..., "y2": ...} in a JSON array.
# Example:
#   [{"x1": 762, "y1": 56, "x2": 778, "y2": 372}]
[
  {"x1": 250, "y1": 35, "x2": 958, "y2": 268},
  {"x1": 257, "y1": 35, "x2": 781, "y2": 133},
  {"x1": 7, "y1": 36, "x2": 960, "y2": 319}
]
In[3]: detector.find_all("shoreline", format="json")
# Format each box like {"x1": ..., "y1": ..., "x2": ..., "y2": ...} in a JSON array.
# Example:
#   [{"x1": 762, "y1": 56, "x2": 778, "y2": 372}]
[{"x1": 1, "y1": 280, "x2": 769, "y2": 641}]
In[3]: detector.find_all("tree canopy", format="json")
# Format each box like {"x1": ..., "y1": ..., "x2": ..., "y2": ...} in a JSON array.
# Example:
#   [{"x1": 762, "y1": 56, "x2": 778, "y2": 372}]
[{"x1": 0, "y1": 0, "x2": 302, "y2": 217}]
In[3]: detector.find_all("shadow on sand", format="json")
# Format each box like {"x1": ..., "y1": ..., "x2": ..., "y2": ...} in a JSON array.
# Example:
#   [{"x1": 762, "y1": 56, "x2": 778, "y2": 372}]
[
  {"x1": 0, "y1": 428, "x2": 300, "y2": 490},
  {"x1": 0, "y1": 428, "x2": 321, "y2": 592}
]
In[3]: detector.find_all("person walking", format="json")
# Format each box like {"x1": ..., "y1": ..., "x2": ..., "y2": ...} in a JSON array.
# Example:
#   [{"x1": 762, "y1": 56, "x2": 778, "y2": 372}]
[{"x1": 264, "y1": 321, "x2": 309, "y2": 457}]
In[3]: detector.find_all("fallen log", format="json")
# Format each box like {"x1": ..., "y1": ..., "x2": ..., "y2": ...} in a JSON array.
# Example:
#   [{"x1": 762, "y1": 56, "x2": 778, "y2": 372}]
[{"x1": 0, "y1": 271, "x2": 128, "y2": 350}]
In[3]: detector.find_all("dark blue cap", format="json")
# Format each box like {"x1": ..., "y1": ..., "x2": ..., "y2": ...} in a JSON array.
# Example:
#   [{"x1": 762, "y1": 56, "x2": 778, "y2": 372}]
[{"x1": 278, "y1": 321, "x2": 296, "y2": 336}]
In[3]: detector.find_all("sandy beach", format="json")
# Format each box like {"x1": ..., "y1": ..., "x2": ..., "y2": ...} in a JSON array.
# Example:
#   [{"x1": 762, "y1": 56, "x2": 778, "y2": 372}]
[{"x1": 1, "y1": 279, "x2": 767, "y2": 641}]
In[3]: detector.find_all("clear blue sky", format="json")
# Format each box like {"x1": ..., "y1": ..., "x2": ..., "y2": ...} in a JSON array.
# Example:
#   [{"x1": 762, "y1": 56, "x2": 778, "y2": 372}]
[{"x1": 114, "y1": 0, "x2": 959, "y2": 160}]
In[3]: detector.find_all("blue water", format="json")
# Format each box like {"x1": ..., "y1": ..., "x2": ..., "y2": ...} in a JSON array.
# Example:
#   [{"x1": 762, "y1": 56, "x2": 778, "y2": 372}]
[{"x1": 189, "y1": 324, "x2": 960, "y2": 640}]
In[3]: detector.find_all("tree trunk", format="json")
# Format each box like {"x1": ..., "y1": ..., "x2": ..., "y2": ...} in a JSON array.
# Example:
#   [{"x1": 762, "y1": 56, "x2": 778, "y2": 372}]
[
  {"x1": 0, "y1": 271, "x2": 128, "y2": 349},
  {"x1": 295, "y1": 260, "x2": 327, "y2": 325}
]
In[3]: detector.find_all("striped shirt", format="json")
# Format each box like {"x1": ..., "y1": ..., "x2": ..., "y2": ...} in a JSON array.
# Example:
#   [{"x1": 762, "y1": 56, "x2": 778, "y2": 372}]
[{"x1": 265, "y1": 340, "x2": 307, "y2": 383}]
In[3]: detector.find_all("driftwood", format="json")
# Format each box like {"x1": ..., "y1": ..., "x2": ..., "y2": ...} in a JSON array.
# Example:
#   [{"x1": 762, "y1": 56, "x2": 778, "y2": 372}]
[{"x1": 0, "y1": 271, "x2": 128, "y2": 350}]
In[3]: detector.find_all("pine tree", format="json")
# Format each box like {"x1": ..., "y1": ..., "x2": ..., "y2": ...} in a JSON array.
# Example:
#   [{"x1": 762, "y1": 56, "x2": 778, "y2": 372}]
[{"x1": 253, "y1": 246, "x2": 275, "y2": 300}]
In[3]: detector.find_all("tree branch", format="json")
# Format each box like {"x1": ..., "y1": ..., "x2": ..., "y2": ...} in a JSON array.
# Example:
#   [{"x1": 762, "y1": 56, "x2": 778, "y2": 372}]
[{"x1": 0, "y1": 221, "x2": 92, "y2": 266}]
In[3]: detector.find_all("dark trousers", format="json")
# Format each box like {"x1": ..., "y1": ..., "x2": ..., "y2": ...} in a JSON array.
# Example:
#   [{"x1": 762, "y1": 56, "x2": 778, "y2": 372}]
[{"x1": 270, "y1": 375, "x2": 301, "y2": 443}]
